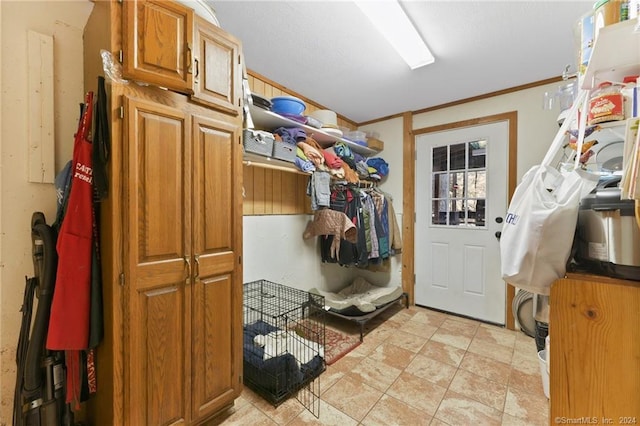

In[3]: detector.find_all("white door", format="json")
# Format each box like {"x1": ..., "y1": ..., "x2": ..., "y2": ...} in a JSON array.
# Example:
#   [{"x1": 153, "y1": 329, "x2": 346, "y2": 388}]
[{"x1": 415, "y1": 121, "x2": 508, "y2": 324}]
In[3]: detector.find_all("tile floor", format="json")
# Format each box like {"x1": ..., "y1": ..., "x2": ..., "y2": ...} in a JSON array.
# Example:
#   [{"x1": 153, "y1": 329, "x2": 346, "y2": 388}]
[{"x1": 208, "y1": 305, "x2": 549, "y2": 426}]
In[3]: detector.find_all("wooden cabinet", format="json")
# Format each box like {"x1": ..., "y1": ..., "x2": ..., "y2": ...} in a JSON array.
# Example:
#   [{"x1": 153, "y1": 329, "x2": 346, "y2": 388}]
[
  {"x1": 193, "y1": 16, "x2": 241, "y2": 114},
  {"x1": 122, "y1": 0, "x2": 242, "y2": 115},
  {"x1": 123, "y1": 0, "x2": 194, "y2": 93},
  {"x1": 550, "y1": 273, "x2": 640, "y2": 420},
  {"x1": 83, "y1": 1, "x2": 243, "y2": 424}
]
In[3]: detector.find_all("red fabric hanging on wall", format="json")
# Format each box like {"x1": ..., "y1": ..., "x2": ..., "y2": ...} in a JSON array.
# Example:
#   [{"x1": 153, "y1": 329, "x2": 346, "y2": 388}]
[
  {"x1": 46, "y1": 92, "x2": 94, "y2": 404},
  {"x1": 47, "y1": 91, "x2": 94, "y2": 350}
]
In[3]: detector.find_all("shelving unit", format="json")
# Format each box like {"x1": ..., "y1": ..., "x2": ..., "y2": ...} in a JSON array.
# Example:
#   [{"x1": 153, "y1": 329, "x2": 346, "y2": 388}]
[
  {"x1": 549, "y1": 17, "x2": 640, "y2": 417},
  {"x1": 581, "y1": 19, "x2": 640, "y2": 90},
  {"x1": 248, "y1": 103, "x2": 381, "y2": 157},
  {"x1": 564, "y1": 19, "x2": 640, "y2": 174}
]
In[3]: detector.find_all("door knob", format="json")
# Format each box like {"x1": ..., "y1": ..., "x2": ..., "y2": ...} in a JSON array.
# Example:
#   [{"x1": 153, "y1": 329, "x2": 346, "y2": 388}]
[
  {"x1": 495, "y1": 217, "x2": 503, "y2": 224},
  {"x1": 495, "y1": 231, "x2": 502, "y2": 240}
]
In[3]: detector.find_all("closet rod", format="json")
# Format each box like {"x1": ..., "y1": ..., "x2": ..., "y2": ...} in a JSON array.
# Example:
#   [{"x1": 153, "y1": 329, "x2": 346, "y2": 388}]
[
  {"x1": 330, "y1": 180, "x2": 378, "y2": 189},
  {"x1": 242, "y1": 158, "x2": 309, "y2": 175}
]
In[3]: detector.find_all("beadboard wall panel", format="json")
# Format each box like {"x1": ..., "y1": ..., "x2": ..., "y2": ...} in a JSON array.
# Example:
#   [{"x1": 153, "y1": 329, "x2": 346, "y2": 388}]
[{"x1": 243, "y1": 166, "x2": 311, "y2": 215}]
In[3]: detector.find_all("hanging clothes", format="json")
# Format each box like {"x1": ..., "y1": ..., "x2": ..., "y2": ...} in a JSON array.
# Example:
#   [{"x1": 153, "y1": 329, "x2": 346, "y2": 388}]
[
  {"x1": 47, "y1": 91, "x2": 94, "y2": 350},
  {"x1": 47, "y1": 92, "x2": 94, "y2": 406},
  {"x1": 303, "y1": 208, "x2": 357, "y2": 262},
  {"x1": 369, "y1": 190, "x2": 390, "y2": 259},
  {"x1": 47, "y1": 80, "x2": 109, "y2": 407},
  {"x1": 314, "y1": 183, "x2": 400, "y2": 268}
]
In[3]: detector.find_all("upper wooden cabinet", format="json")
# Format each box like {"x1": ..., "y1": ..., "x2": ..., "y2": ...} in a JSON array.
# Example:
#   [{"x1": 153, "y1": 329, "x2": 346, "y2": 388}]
[
  {"x1": 123, "y1": 0, "x2": 194, "y2": 93},
  {"x1": 193, "y1": 16, "x2": 242, "y2": 115},
  {"x1": 122, "y1": 0, "x2": 242, "y2": 115}
]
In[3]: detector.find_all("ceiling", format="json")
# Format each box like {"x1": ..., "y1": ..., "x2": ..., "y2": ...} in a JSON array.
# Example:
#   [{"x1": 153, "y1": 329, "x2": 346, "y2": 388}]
[{"x1": 210, "y1": 1, "x2": 593, "y2": 123}]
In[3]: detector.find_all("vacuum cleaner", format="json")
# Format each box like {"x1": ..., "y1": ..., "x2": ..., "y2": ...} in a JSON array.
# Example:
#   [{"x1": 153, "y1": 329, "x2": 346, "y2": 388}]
[{"x1": 13, "y1": 212, "x2": 74, "y2": 426}]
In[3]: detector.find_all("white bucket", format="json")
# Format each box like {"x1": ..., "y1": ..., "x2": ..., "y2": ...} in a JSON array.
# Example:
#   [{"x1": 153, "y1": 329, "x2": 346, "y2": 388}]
[{"x1": 538, "y1": 349, "x2": 550, "y2": 399}]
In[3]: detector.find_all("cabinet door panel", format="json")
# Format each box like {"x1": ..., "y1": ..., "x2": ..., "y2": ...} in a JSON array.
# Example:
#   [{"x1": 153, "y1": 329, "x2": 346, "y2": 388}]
[
  {"x1": 125, "y1": 96, "x2": 191, "y2": 425},
  {"x1": 123, "y1": 0, "x2": 193, "y2": 93},
  {"x1": 192, "y1": 274, "x2": 235, "y2": 417},
  {"x1": 191, "y1": 114, "x2": 242, "y2": 419},
  {"x1": 193, "y1": 16, "x2": 241, "y2": 115},
  {"x1": 140, "y1": 286, "x2": 186, "y2": 426},
  {"x1": 193, "y1": 115, "x2": 237, "y2": 251}
]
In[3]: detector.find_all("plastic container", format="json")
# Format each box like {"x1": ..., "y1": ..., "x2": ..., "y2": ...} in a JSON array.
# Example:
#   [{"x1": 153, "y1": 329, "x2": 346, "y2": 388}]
[
  {"x1": 310, "y1": 109, "x2": 337, "y2": 128},
  {"x1": 345, "y1": 131, "x2": 367, "y2": 144},
  {"x1": 364, "y1": 130, "x2": 380, "y2": 139},
  {"x1": 587, "y1": 81, "x2": 625, "y2": 125},
  {"x1": 270, "y1": 96, "x2": 306, "y2": 115},
  {"x1": 538, "y1": 350, "x2": 550, "y2": 399},
  {"x1": 545, "y1": 335, "x2": 550, "y2": 375},
  {"x1": 593, "y1": 0, "x2": 622, "y2": 39},
  {"x1": 271, "y1": 141, "x2": 296, "y2": 163}
]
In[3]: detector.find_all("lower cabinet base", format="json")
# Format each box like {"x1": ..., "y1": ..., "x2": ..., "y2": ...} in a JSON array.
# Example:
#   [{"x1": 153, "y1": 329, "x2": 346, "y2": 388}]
[{"x1": 550, "y1": 273, "x2": 640, "y2": 419}]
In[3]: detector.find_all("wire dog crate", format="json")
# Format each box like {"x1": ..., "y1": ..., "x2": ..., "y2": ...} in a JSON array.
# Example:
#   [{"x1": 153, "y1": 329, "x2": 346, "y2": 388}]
[{"x1": 243, "y1": 280, "x2": 326, "y2": 417}]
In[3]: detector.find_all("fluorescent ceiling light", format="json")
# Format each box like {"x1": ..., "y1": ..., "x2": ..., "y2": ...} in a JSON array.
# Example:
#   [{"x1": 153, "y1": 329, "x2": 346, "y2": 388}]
[{"x1": 355, "y1": 0, "x2": 434, "y2": 69}]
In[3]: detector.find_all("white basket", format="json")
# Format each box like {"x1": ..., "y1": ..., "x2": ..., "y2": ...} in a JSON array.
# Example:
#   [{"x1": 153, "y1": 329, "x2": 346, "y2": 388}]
[
  {"x1": 243, "y1": 129, "x2": 274, "y2": 157},
  {"x1": 272, "y1": 141, "x2": 296, "y2": 163}
]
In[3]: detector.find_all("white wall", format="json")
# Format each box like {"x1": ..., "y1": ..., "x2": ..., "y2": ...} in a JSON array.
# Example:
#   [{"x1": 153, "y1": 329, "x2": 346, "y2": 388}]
[
  {"x1": 243, "y1": 214, "x2": 403, "y2": 293},
  {"x1": 0, "y1": 1, "x2": 93, "y2": 421}
]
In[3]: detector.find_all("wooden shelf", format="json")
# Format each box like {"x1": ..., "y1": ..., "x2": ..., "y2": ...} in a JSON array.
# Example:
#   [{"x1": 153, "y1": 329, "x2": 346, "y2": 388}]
[
  {"x1": 248, "y1": 103, "x2": 381, "y2": 157},
  {"x1": 582, "y1": 19, "x2": 640, "y2": 90},
  {"x1": 242, "y1": 152, "x2": 310, "y2": 175}
]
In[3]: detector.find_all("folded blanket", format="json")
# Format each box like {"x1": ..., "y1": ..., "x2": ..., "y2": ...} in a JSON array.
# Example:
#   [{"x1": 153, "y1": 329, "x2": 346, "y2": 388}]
[{"x1": 254, "y1": 330, "x2": 324, "y2": 368}]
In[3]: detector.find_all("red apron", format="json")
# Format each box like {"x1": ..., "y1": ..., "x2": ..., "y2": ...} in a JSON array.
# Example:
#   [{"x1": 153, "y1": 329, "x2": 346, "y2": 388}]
[{"x1": 47, "y1": 92, "x2": 94, "y2": 350}]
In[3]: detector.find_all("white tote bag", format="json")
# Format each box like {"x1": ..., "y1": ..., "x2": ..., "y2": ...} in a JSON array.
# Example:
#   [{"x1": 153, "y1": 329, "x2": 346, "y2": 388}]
[{"x1": 500, "y1": 90, "x2": 599, "y2": 295}]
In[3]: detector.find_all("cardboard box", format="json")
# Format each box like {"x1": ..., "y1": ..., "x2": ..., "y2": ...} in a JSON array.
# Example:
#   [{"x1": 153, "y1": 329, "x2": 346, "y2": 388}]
[{"x1": 366, "y1": 137, "x2": 384, "y2": 151}]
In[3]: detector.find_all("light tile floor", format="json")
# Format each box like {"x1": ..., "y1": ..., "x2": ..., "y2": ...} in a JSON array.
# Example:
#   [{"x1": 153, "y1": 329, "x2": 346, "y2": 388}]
[{"x1": 207, "y1": 305, "x2": 549, "y2": 426}]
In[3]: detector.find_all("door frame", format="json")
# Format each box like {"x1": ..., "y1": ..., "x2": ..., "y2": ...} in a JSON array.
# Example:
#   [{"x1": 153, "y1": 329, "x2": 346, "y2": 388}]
[{"x1": 402, "y1": 111, "x2": 518, "y2": 330}]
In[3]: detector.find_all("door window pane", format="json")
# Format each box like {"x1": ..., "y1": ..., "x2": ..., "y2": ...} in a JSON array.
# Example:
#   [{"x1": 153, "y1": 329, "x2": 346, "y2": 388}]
[
  {"x1": 451, "y1": 200, "x2": 464, "y2": 225},
  {"x1": 432, "y1": 199, "x2": 446, "y2": 225},
  {"x1": 449, "y1": 172, "x2": 465, "y2": 198},
  {"x1": 467, "y1": 199, "x2": 486, "y2": 226},
  {"x1": 432, "y1": 172, "x2": 448, "y2": 199},
  {"x1": 433, "y1": 146, "x2": 447, "y2": 172},
  {"x1": 450, "y1": 143, "x2": 466, "y2": 170},
  {"x1": 467, "y1": 171, "x2": 486, "y2": 199},
  {"x1": 469, "y1": 140, "x2": 487, "y2": 169}
]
